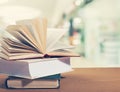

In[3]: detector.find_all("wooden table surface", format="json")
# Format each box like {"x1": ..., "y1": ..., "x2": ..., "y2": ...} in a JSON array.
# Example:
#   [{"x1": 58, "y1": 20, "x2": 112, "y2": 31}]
[{"x1": 0, "y1": 68, "x2": 120, "y2": 92}]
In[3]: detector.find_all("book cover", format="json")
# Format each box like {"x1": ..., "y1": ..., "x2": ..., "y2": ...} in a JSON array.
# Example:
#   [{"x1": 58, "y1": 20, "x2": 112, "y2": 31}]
[
  {"x1": 0, "y1": 57, "x2": 72, "y2": 79},
  {"x1": 5, "y1": 74, "x2": 61, "y2": 89}
]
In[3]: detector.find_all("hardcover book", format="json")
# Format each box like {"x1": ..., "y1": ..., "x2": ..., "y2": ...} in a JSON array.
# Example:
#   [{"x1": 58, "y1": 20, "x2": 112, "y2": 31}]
[
  {"x1": 5, "y1": 74, "x2": 61, "y2": 89},
  {"x1": 0, "y1": 57, "x2": 72, "y2": 79}
]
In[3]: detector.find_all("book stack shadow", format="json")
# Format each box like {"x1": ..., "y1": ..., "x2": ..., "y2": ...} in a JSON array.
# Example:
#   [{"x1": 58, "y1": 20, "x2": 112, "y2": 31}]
[{"x1": 5, "y1": 74, "x2": 61, "y2": 89}]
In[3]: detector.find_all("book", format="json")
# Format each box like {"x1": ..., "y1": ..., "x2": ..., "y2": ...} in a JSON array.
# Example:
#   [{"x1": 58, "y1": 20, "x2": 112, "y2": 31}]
[
  {"x1": 0, "y1": 17, "x2": 79, "y2": 60},
  {"x1": 5, "y1": 74, "x2": 61, "y2": 89},
  {"x1": 0, "y1": 57, "x2": 72, "y2": 79}
]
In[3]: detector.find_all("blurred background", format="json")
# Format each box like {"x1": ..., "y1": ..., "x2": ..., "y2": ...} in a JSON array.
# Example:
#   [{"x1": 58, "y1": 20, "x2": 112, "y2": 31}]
[{"x1": 0, "y1": 0, "x2": 120, "y2": 67}]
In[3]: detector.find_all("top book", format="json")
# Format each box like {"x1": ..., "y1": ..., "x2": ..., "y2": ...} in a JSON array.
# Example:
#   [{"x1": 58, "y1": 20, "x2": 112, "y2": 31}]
[{"x1": 0, "y1": 17, "x2": 79, "y2": 60}]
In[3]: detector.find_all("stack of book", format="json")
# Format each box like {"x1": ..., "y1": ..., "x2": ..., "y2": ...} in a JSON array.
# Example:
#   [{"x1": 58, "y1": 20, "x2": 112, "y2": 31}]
[
  {"x1": 1, "y1": 57, "x2": 71, "y2": 89},
  {"x1": 0, "y1": 17, "x2": 79, "y2": 89}
]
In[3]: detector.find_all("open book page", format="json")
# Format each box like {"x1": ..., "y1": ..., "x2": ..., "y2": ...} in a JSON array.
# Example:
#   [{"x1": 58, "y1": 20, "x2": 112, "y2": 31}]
[
  {"x1": 6, "y1": 25, "x2": 41, "y2": 52},
  {"x1": 47, "y1": 49, "x2": 79, "y2": 57},
  {"x1": 16, "y1": 18, "x2": 47, "y2": 53},
  {"x1": 1, "y1": 40, "x2": 43, "y2": 60},
  {"x1": 1, "y1": 43, "x2": 40, "y2": 57},
  {"x1": 46, "y1": 41, "x2": 74, "y2": 52},
  {"x1": 3, "y1": 38, "x2": 36, "y2": 51},
  {"x1": 46, "y1": 28, "x2": 68, "y2": 51},
  {"x1": 31, "y1": 18, "x2": 47, "y2": 53},
  {"x1": 1, "y1": 47, "x2": 32, "y2": 56},
  {"x1": 1, "y1": 41, "x2": 36, "y2": 53},
  {"x1": 0, "y1": 51, "x2": 44, "y2": 60}
]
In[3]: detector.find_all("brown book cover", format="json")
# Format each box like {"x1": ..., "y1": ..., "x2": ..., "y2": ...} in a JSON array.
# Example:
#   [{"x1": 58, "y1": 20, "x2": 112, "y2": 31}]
[{"x1": 5, "y1": 74, "x2": 60, "y2": 89}]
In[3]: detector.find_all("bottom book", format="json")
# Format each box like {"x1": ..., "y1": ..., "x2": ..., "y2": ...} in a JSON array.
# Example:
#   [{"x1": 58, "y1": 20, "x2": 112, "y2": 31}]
[{"x1": 5, "y1": 74, "x2": 60, "y2": 89}]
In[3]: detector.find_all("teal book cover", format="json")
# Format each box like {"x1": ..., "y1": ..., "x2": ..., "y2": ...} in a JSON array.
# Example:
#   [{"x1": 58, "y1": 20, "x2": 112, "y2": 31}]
[{"x1": 7, "y1": 74, "x2": 61, "y2": 80}]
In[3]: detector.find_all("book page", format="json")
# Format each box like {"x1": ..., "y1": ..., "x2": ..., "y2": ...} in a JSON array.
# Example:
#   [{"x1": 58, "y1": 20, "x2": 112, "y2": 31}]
[
  {"x1": 47, "y1": 50, "x2": 79, "y2": 57},
  {"x1": 0, "y1": 51, "x2": 44, "y2": 60},
  {"x1": 16, "y1": 18, "x2": 47, "y2": 53},
  {"x1": 16, "y1": 19, "x2": 36, "y2": 39},
  {"x1": 31, "y1": 18, "x2": 47, "y2": 53},
  {"x1": 1, "y1": 47, "x2": 41, "y2": 56},
  {"x1": 6, "y1": 25, "x2": 41, "y2": 52},
  {"x1": 16, "y1": 19, "x2": 44, "y2": 52},
  {"x1": 3, "y1": 38, "x2": 36, "y2": 51},
  {"x1": 46, "y1": 28, "x2": 68, "y2": 52},
  {"x1": 46, "y1": 41, "x2": 74, "y2": 52},
  {"x1": 10, "y1": 53, "x2": 44, "y2": 60},
  {"x1": 1, "y1": 41, "x2": 36, "y2": 53},
  {"x1": 0, "y1": 52, "x2": 9, "y2": 60}
]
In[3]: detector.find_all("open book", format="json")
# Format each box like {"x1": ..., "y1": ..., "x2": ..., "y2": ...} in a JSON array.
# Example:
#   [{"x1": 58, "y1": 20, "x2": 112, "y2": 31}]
[{"x1": 0, "y1": 18, "x2": 79, "y2": 60}]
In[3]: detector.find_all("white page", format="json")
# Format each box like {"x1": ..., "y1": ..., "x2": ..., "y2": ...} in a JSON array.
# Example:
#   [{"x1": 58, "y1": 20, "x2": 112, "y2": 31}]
[
  {"x1": 46, "y1": 41, "x2": 74, "y2": 52},
  {"x1": 16, "y1": 19, "x2": 36, "y2": 40},
  {"x1": 3, "y1": 38, "x2": 36, "y2": 51},
  {"x1": 46, "y1": 28, "x2": 68, "y2": 52},
  {"x1": 16, "y1": 18, "x2": 46, "y2": 53}
]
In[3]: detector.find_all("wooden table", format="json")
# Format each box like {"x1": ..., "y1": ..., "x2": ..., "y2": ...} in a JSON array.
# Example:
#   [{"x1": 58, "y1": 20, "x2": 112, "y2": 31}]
[{"x1": 0, "y1": 68, "x2": 120, "y2": 92}]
